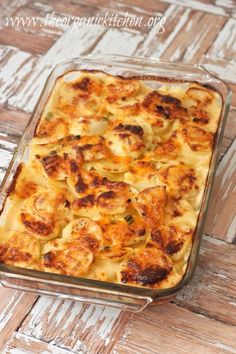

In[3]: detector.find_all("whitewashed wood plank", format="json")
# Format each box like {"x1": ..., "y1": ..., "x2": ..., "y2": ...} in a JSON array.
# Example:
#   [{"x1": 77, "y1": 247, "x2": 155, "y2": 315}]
[
  {"x1": 0, "y1": 285, "x2": 37, "y2": 352},
  {"x1": 12, "y1": 4, "x2": 67, "y2": 38},
  {"x1": 0, "y1": 149, "x2": 14, "y2": 170},
  {"x1": 8, "y1": 24, "x2": 106, "y2": 112},
  {"x1": 159, "y1": 0, "x2": 229, "y2": 16},
  {"x1": 29, "y1": 0, "x2": 102, "y2": 20},
  {"x1": 221, "y1": 109, "x2": 236, "y2": 156},
  {"x1": 0, "y1": 138, "x2": 16, "y2": 171},
  {"x1": 174, "y1": 235, "x2": 236, "y2": 325},
  {"x1": 19, "y1": 297, "x2": 131, "y2": 354},
  {"x1": 113, "y1": 302, "x2": 236, "y2": 354},
  {"x1": 0, "y1": 105, "x2": 30, "y2": 137},
  {"x1": 161, "y1": 12, "x2": 226, "y2": 63},
  {"x1": 0, "y1": 46, "x2": 38, "y2": 105},
  {"x1": 112, "y1": 0, "x2": 166, "y2": 16},
  {"x1": 2, "y1": 332, "x2": 73, "y2": 354},
  {"x1": 215, "y1": 0, "x2": 236, "y2": 10},
  {"x1": 0, "y1": 27, "x2": 57, "y2": 56},
  {"x1": 208, "y1": 18, "x2": 236, "y2": 61},
  {"x1": 201, "y1": 55, "x2": 236, "y2": 85},
  {"x1": 137, "y1": 5, "x2": 191, "y2": 58},
  {"x1": 205, "y1": 138, "x2": 236, "y2": 242},
  {"x1": 93, "y1": 28, "x2": 144, "y2": 55},
  {"x1": 0, "y1": 169, "x2": 6, "y2": 183},
  {"x1": 0, "y1": 0, "x2": 29, "y2": 29}
]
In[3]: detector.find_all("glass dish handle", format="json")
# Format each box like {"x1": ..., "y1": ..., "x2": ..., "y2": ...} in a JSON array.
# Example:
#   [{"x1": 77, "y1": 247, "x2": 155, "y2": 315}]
[{"x1": 0, "y1": 275, "x2": 152, "y2": 312}]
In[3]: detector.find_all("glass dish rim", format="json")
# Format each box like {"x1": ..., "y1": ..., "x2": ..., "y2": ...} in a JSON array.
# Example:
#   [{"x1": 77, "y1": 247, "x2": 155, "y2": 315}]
[{"x1": 0, "y1": 54, "x2": 232, "y2": 301}]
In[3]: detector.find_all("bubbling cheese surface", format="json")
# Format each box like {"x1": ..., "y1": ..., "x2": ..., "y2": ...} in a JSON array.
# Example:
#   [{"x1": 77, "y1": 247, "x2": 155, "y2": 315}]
[{"x1": 0, "y1": 71, "x2": 222, "y2": 289}]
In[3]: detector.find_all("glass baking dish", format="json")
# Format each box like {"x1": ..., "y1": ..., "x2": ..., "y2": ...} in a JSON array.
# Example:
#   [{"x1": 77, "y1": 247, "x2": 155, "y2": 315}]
[{"x1": 0, "y1": 55, "x2": 231, "y2": 312}]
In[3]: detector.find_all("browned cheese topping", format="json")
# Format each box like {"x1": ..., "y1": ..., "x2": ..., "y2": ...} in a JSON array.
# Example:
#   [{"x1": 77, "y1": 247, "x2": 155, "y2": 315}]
[{"x1": 0, "y1": 71, "x2": 222, "y2": 289}]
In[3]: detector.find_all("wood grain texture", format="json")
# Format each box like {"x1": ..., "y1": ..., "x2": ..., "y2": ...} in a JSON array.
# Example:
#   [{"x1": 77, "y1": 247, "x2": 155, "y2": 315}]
[
  {"x1": 0, "y1": 137, "x2": 16, "y2": 177},
  {"x1": 207, "y1": 17, "x2": 236, "y2": 61},
  {"x1": 161, "y1": 11, "x2": 226, "y2": 63},
  {"x1": 93, "y1": 28, "x2": 144, "y2": 54},
  {"x1": 174, "y1": 235, "x2": 236, "y2": 325},
  {"x1": 13, "y1": 4, "x2": 65, "y2": 37},
  {"x1": 79, "y1": 0, "x2": 169, "y2": 14},
  {"x1": 2, "y1": 332, "x2": 73, "y2": 354},
  {"x1": 29, "y1": 0, "x2": 101, "y2": 18},
  {"x1": 0, "y1": 46, "x2": 38, "y2": 107},
  {"x1": 159, "y1": 0, "x2": 235, "y2": 16},
  {"x1": 0, "y1": 105, "x2": 30, "y2": 139},
  {"x1": 220, "y1": 109, "x2": 236, "y2": 156},
  {"x1": 19, "y1": 297, "x2": 131, "y2": 353},
  {"x1": 113, "y1": 302, "x2": 236, "y2": 354},
  {"x1": 0, "y1": 106, "x2": 30, "y2": 182},
  {"x1": 0, "y1": 286, "x2": 38, "y2": 351},
  {"x1": 0, "y1": 0, "x2": 29, "y2": 29},
  {"x1": 0, "y1": 27, "x2": 57, "y2": 55},
  {"x1": 137, "y1": 5, "x2": 192, "y2": 58},
  {"x1": 205, "y1": 138, "x2": 236, "y2": 243}
]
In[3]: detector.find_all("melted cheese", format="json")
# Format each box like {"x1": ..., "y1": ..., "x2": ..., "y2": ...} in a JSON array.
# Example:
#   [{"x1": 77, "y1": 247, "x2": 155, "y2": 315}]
[{"x1": 0, "y1": 71, "x2": 222, "y2": 290}]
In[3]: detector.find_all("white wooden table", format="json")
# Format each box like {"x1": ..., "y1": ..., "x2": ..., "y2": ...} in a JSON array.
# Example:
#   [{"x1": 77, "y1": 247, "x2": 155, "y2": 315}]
[{"x1": 0, "y1": 1, "x2": 235, "y2": 353}]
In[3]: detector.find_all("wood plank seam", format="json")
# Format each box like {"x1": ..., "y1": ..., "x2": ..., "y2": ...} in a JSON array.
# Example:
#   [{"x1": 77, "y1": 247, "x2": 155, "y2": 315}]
[
  {"x1": 204, "y1": 230, "x2": 236, "y2": 246},
  {"x1": 172, "y1": 296, "x2": 236, "y2": 327},
  {"x1": 13, "y1": 295, "x2": 39, "y2": 333}
]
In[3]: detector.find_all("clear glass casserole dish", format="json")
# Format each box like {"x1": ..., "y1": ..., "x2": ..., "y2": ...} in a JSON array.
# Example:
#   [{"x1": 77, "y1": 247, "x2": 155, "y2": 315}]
[{"x1": 0, "y1": 55, "x2": 231, "y2": 312}]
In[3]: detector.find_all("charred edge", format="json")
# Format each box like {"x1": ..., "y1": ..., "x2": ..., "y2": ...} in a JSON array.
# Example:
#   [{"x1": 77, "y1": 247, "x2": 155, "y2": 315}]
[
  {"x1": 161, "y1": 94, "x2": 181, "y2": 106},
  {"x1": 98, "y1": 190, "x2": 116, "y2": 199},
  {"x1": 137, "y1": 228, "x2": 146, "y2": 236},
  {"x1": 64, "y1": 200, "x2": 71, "y2": 208},
  {"x1": 136, "y1": 266, "x2": 170, "y2": 285},
  {"x1": 79, "y1": 144, "x2": 94, "y2": 151},
  {"x1": 74, "y1": 194, "x2": 95, "y2": 208},
  {"x1": 44, "y1": 251, "x2": 56, "y2": 265},
  {"x1": 121, "y1": 264, "x2": 171, "y2": 286},
  {"x1": 165, "y1": 240, "x2": 184, "y2": 255},
  {"x1": 193, "y1": 117, "x2": 209, "y2": 124},
  {"x1": 72, "y1": 77, "x2": 91, "y2": 91},
  {"x1": 75, "y1": 175, "x2": 88, "y2": 193},
  {"x1": 114, "y1": 123, "x2": 144, "y2": 137},
  {"x1": 70, "y1": 160, "x2": 79, "y2": 173},
  {"x1": 21, "y1": 214, "x2": 53, "y2": 236},
  {"x1": 156, "y1": 105, "x2": 170, "y2": 118},
  {"x1": 101, "y1": 177, "x2": 127, "y2": 189}
]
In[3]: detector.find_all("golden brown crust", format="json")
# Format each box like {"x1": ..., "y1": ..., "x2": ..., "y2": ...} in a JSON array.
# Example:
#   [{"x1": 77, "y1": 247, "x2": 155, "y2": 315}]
[
  {"x1": 182, "y1": 125, "x2": 214, "y2": 152},
  {"x1": 134, "y1": 186, "x2": 166, "y2": 228},
  {"x1": 119, "y1": 247, "x2": 173, "y2": 287}
]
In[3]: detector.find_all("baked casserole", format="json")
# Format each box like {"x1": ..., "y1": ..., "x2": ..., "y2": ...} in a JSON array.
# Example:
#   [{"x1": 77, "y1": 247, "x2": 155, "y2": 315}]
[{"x1": 0, "y1": 70, "x2": 222, "y2": 289}]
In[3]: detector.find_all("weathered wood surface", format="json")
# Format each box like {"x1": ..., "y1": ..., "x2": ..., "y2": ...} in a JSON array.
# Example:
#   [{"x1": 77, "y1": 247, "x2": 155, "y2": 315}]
[
  {"x1": 2, "y1": 332, "x2": 74, "y2": 354},
  {"x1": 0, "y1": 0, "x2": 235, "y2": 353},
  {"x1": 113, "y1": 302, "x2": 236, "y2": 354},
  {"x1": 205, "y1": 138, "x2": 236, "y2": 243},
  {"x1": 0, "y1": 286, "x2": 38, "y2": 351}
]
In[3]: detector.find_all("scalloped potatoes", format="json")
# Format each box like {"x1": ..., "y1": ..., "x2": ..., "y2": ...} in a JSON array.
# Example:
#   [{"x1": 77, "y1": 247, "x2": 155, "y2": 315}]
[{"x1": 0, "y1": 71, "x2": 222, "y2": 289}]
